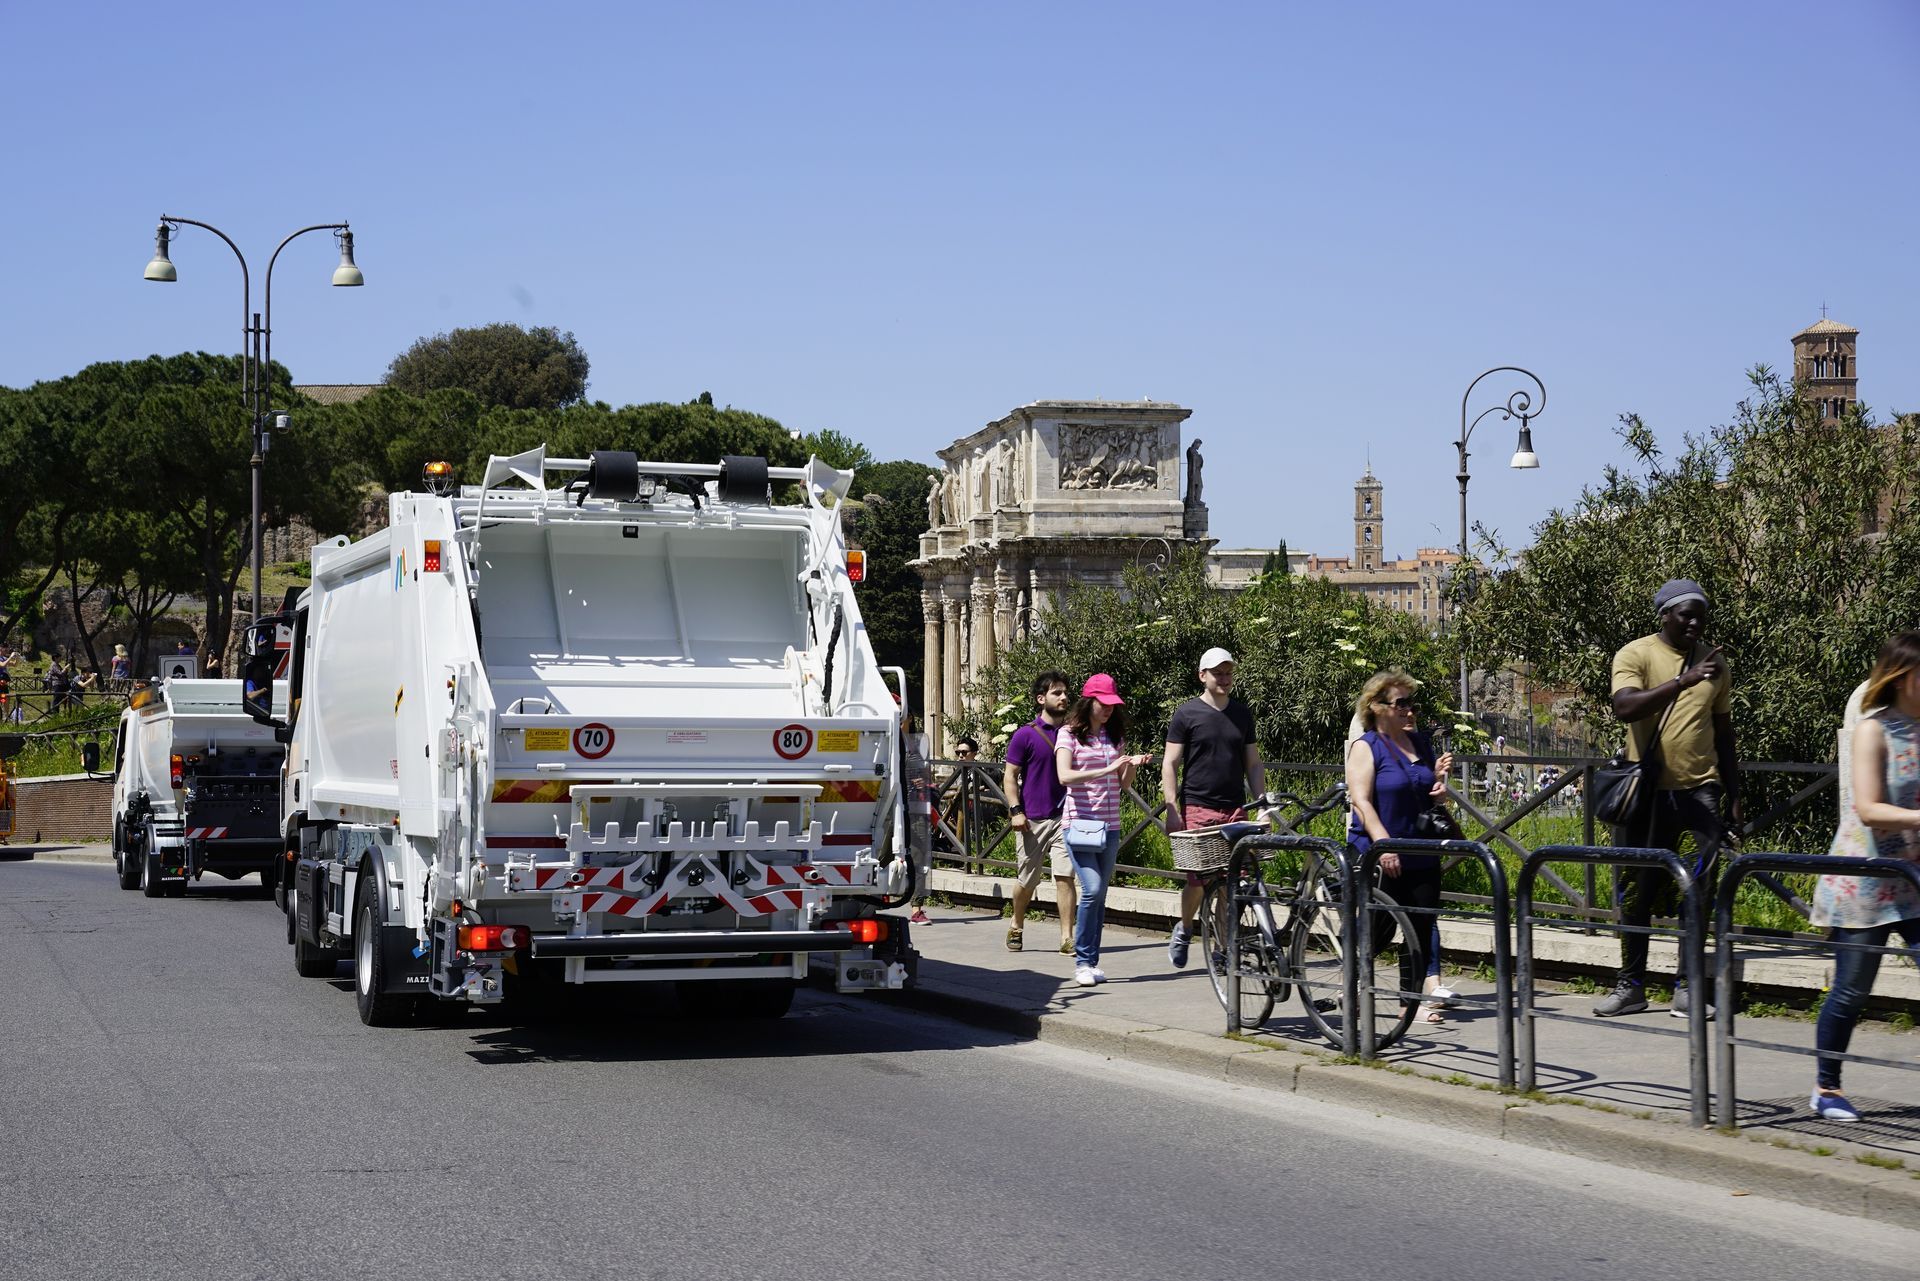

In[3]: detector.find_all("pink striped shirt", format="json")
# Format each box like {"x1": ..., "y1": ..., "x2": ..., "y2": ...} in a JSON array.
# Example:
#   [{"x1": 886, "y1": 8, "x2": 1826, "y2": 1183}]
[{"x1": 1062, "y1": 730, "x2": 1124, "y2": 826}]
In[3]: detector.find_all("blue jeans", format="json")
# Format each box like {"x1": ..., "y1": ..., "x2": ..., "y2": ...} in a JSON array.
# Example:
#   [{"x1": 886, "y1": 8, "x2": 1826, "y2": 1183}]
[
  {"x1": 1816, "y1": 917, "x2": 1920, "y2": 1089},
  {"x1": 1068, "y1": 831, "x2": 1121, "y2": 969}
]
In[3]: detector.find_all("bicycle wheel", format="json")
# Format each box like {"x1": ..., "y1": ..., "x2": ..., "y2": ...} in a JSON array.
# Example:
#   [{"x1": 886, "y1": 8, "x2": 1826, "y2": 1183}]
[
  {"x1": 1290, "y1": 858, "x2": 1419, "y2": 1053},
  {"x1": 1200, "y1": 859, "x2": 1287, "y2": 1029}
]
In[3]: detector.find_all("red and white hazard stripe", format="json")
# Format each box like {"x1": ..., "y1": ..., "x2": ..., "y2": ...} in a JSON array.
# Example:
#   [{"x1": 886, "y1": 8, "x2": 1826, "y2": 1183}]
[
  {"x1": 185, "y1": 826, "x2": 229, "y2": 840},
  {"x1": 764, "y1": 862, "x2": 873, "y2": 888}
]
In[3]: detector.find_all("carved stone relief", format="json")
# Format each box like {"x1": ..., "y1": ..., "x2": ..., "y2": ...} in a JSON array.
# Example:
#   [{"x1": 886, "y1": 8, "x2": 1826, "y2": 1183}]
[{"x1": 1057, "y1": 425, "x2": 1161, "y2": 491}]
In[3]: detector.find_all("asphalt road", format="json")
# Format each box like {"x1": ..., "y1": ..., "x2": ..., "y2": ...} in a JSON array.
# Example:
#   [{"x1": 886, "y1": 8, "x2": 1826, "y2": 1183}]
[{"x1": 3, "y1": 855, "x2": 1916, "y2": 1281}]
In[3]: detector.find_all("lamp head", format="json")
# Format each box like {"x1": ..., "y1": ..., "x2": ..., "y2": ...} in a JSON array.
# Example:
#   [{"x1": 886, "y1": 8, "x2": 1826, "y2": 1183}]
[
  {"x1": 1509, "y1": 421, "x2": 1540, "y2": 470},
  {"x1": 331, "y1": 228, "x2": 364, "y2": 287},
  {"x1": 144, "y1": 222, "x2": 177, "y2": 282}
]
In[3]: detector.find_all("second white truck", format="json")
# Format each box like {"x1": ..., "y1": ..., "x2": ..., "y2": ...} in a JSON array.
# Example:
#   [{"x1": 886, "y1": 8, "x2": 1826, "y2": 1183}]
[{"x1": 111, "y1": 678, "x2": 288, "y2": 897}]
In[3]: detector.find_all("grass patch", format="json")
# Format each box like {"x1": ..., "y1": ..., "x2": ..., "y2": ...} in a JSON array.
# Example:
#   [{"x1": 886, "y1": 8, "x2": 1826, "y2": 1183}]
[
  {"x1": 1856, "y1": 1152, "x2": 1906, "y2": 1170},
  {"x1": 1743, "y1": 1000, "x2": 1817, "y2": 1022}
]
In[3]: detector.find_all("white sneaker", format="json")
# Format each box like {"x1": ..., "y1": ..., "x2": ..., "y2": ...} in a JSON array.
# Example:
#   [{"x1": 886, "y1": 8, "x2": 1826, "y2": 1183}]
[
  {"x1": 1090, "y1": 967, "x2": 1108, "y2": 984},
  {"x1": 1074, "y1": 966, "x2": 1099, "y2": 987}
]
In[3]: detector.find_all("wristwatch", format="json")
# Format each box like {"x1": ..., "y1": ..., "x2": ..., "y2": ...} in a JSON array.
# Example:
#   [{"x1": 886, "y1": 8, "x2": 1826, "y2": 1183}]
[{"x1": 1008, "y1": 804, "x2": 1024, "y2": 815}]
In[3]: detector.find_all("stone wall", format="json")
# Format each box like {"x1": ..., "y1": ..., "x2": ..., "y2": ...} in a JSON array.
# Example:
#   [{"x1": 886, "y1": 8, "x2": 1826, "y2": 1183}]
[{"x1": 10, "y1": 774, "x2": 113, "y2": 842}]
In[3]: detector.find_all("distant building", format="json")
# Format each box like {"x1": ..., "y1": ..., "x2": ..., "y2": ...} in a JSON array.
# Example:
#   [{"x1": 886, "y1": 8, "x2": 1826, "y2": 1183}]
[
  {"x1": 1792, "y1": 316, "x2": 1857, "y2": 425},
  {"x1": 1208, "y1": 466, "x2": 1459, "y2": 629}
]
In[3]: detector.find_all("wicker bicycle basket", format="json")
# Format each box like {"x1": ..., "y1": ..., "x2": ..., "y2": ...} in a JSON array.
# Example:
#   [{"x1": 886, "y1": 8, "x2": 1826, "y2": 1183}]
[{"x1": 1169, "y1": 827, "x2": 1234, "y2": 874}]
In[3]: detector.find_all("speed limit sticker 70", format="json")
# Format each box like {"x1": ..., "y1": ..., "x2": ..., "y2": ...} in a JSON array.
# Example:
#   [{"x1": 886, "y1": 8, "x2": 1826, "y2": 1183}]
[
  {"x1": 773, "y1": 724, "x2": 813, "y2": 759},
  {"x1": 573, "y1": 723, "x2": 615, "y2": 759}
]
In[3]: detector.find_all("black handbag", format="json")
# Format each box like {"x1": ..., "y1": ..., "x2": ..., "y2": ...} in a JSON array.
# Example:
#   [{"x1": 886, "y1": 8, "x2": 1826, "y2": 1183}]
[
  {"x1": 1412, "y1": 805, "x2": 1464, "y2": 841},
  {"x1": 1592, "y1": 697, "x2": 1678, "y2": 833}
]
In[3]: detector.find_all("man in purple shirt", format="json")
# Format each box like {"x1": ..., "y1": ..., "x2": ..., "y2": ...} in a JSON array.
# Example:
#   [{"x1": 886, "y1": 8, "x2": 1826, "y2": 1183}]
[{"x1": 1003, "y1": 669, "x2": 1073, "y2": 952}]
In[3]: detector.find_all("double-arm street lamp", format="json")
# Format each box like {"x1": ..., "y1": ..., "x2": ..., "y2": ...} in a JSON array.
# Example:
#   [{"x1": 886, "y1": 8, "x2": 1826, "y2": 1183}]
[
  {"x1": 1455, "y1": 366, "x2": 1546, "y2": 720},
  {"x1": 143, "y1": 216, "x2": 364, "y2": 653}
]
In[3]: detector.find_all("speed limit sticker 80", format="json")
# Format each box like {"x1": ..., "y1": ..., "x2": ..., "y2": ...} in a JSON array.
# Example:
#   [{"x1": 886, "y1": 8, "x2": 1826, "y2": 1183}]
[{"x1": 773, "y1": 724, "x2": 813, "y2": 759}]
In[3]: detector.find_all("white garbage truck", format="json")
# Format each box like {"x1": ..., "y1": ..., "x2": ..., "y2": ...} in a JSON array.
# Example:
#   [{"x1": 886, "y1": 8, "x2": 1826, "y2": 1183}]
[
  {"x1": 242, "y1": 447, "x2": 929, "y2": 1026},
  {"x1": 111, "y1": 678, "x2": 288, "y2": 897}
]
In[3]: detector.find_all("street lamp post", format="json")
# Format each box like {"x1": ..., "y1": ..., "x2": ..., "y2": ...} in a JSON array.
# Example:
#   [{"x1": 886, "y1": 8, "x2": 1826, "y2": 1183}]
[
  {"x1": 1455, "y1": 366, "x2": 1546, "y2": 722},
  {"x1": 144, "y1": 216, "x2": 362, "y2": 660}
]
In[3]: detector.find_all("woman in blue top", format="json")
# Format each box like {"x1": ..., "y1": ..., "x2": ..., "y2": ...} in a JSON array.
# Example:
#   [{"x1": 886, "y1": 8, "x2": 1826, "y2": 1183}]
[{"x1": 1346, "y1": 670, "x2": 1454, "y2": 1024}]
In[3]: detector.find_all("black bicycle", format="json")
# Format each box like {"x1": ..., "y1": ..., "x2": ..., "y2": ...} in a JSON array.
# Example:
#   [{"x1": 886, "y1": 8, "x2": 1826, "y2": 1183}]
[{"x1": 1181, "y1": 787, "x2": 1419, "y2": 1051}]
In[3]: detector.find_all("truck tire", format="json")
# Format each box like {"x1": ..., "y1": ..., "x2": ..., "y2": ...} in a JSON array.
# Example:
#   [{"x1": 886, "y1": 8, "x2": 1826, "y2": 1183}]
[
  {"x1": 290, "y1": 879, "x2": 342, "y2": 978},
  {"x1": 140, "y1": 828, "x2": 166, "y2": 899},
  {"x1": 114, "y1": 820, "x2": 140, "y2": 891},
  {"x1": 684, "y1": 978, "x2": 796, "y2": 1020},
  {"x1": 353, "y1": 884, "x2": 416, "y2": 1027}
]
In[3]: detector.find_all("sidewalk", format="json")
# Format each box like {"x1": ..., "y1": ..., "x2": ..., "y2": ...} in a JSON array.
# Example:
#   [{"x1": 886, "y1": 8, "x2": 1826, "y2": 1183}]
[{"x1": 878, "y1": 896, "x2": 1920, "y2": 1228}]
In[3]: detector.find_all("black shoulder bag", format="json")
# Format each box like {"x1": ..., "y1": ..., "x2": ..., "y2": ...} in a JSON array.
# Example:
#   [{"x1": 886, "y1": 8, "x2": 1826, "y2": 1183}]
[{"x1": 1592, "y1": 673, "x2": 1683, "y2": 835}]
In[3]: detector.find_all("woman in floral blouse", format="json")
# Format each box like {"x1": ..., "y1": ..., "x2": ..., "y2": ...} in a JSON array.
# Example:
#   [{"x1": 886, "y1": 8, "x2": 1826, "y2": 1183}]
[{"x1": 1809, "y1": 632, "x2": 1920, "y2": 1121}]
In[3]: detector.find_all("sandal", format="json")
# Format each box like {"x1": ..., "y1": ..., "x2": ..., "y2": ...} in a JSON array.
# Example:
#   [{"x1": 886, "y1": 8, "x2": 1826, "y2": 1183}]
[
  {"x1": 1006, "y1": 926, "x2": 1023, "y2": 952},
  {"x1": 1418, "y1": 1002, "x2": 1447, "y2": 1024}
]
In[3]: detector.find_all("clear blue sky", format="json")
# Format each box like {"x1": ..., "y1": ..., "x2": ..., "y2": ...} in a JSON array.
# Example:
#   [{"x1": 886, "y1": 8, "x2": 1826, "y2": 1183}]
[{"x1": 5, "y1": 2, "x2": 1916, "y2": 558}]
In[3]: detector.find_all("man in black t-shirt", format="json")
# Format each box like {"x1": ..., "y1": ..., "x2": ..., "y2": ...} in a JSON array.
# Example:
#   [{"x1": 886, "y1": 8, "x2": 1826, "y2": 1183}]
[{"x1": 1160, "y1": 646, "x2": 1264, "y2": 968}]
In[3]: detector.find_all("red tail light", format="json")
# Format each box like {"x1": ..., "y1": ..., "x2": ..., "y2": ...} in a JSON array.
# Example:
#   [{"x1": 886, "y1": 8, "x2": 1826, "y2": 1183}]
[
  {"x1": 457, "y1": 923, "x2": 529, "y2": 952},
  {"x1": 169, "y1": 754, "x2": 184, "y2": 789},
  {"x1": 423, "y1": 540, "x2": 442, "y2": 573},
  {"x1": 846, "y1": 549, "x2": 866, "y2": 583},
  {"x1": 843, "y1": 918, "x2": 888, "y2": 945}
]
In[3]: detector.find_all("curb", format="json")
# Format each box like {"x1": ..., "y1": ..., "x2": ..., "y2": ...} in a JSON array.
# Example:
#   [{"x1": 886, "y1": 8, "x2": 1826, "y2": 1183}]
[
  {"x1": 818, "y1": 965, "x2": 1920, "y2": 1232},
  {"x1": 2, "y1": 850, "x2": 112, "y2": 864}
]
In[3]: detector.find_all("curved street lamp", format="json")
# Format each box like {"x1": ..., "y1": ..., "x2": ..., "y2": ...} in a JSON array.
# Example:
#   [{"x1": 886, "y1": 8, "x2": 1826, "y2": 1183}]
[
  {"x1": 144, "y1": 215, "x2": 363, "y2": 657},
  {"x1": 1455, "y1": 366, "x2": 1546, "y2": 720}
]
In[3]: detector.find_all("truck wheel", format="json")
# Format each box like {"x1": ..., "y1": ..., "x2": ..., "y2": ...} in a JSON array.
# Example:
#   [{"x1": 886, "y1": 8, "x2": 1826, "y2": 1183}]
[
  {"x1": 140, "y1": 837, "x2": 166, "y2": 900},
  {"x1": 114, "y1": 820, "x2": 140, "y2": 891},
  {"x1": 353, "y1": 884, "x2": 416, "y2": 1027},
  {"x1": 290, "y1": 880, "x2": 342, "y2": 978},
  {"x1": 684, "y1": 978, "x2": 796, "y2": 1020}
]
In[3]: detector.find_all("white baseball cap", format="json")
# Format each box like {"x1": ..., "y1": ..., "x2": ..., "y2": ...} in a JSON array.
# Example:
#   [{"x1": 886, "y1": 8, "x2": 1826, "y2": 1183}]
[{"x1": 1198, "y1": 646, "x2": 1235, "y2": 672}]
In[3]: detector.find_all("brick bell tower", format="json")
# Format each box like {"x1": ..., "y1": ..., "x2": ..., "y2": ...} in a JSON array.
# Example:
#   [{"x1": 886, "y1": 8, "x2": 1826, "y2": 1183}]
[
  {"x1": 1792, "y1": 313, "x2": 1859, "y2": 425},
  {"x1": 1353, "y1": 465, "x2": 1382, "y2": 572}
]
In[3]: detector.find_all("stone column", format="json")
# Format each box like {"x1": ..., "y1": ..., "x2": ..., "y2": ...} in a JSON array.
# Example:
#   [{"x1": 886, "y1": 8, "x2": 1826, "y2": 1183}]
[
  {"x1": 969, "y1": 574, "x2": 996, "y2": 698},
  {"x1": 993, "y1": 565, "x2": 1016, "y2": 654},
  {"x1": 941, "y1": 587, "x2": 963, "y2": 750},
  {"x1": 920, "y1": 588, "x2": 942, "y2": 751}
]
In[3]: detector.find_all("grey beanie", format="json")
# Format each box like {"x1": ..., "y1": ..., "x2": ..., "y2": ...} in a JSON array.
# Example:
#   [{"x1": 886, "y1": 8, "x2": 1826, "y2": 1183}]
[{"x1": 1654, "y1": 578, "x2": 1707, "y2": 615}]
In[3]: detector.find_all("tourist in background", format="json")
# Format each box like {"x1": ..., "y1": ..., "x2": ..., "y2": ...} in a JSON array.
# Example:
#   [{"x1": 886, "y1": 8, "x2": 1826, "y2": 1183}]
[
  {"x1": 1809, "y1": 632, "x2": 1920, "y2": 1121},
  {"x1": 1594, "y1": 578, "x2": 1740, "y2": 1020},
  {"x1": 1003, "y1": 670, "x2": 1075, "y2": 954},
  {"x1": 1055, "y1": 674, "x2": 1151, "y2": 988},
  {"x1": 1345, "y1": 669, "x2": 1454, "y2": 1024},
  {"x1": 1161, "y1": 646, "x2": 1264, "y2": 970}
]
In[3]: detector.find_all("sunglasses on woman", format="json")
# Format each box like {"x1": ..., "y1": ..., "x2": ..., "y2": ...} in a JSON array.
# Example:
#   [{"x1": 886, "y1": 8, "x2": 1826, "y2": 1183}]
[{"x1": 1381, "y1": 696, "x2": 1416, "y2": 710}]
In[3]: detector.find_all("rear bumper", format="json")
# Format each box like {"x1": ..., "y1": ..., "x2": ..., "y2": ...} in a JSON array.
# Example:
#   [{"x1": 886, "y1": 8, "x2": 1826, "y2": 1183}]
[{"x1": 530, "y1": 929, "x2": 865, "y2": 959}]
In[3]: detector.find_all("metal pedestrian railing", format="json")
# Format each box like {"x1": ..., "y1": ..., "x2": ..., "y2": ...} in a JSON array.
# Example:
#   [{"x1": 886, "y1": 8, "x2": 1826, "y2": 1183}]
[
  {"x1": 1355, "y1": 837, "x2": 1514, "y2": 1086},
  {"x1": 1224, "y1": 834, "x2": 1360, "y2": 1056},
  {"x1": 1712, "y1": 851, "x2": 1920, "y2": 1130},
  {"x1": 1516, "y1": 844, "x2": 1712, "y2": 1126}
]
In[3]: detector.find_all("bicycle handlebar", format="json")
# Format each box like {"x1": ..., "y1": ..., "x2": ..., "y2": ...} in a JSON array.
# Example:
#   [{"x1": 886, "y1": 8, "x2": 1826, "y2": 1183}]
[{"x1": 1251, "y1": 785, "x2": 1348, "y2": 822}]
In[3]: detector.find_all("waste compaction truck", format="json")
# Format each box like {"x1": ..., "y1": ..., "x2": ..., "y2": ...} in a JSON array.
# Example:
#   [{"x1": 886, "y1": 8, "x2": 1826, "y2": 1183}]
[
  {"x1": 242, "y1": 448, "x2": 928, "y2": 1025},
  {"x1": 112, "y1": 678, "x2": 288, "y2": 896}
]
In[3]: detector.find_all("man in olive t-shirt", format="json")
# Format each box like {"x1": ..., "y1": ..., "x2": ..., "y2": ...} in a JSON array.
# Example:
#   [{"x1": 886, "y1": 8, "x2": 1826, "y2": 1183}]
[{"x1": 1593, "y1": 578, "x2": 1740, "y2": 1019}]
